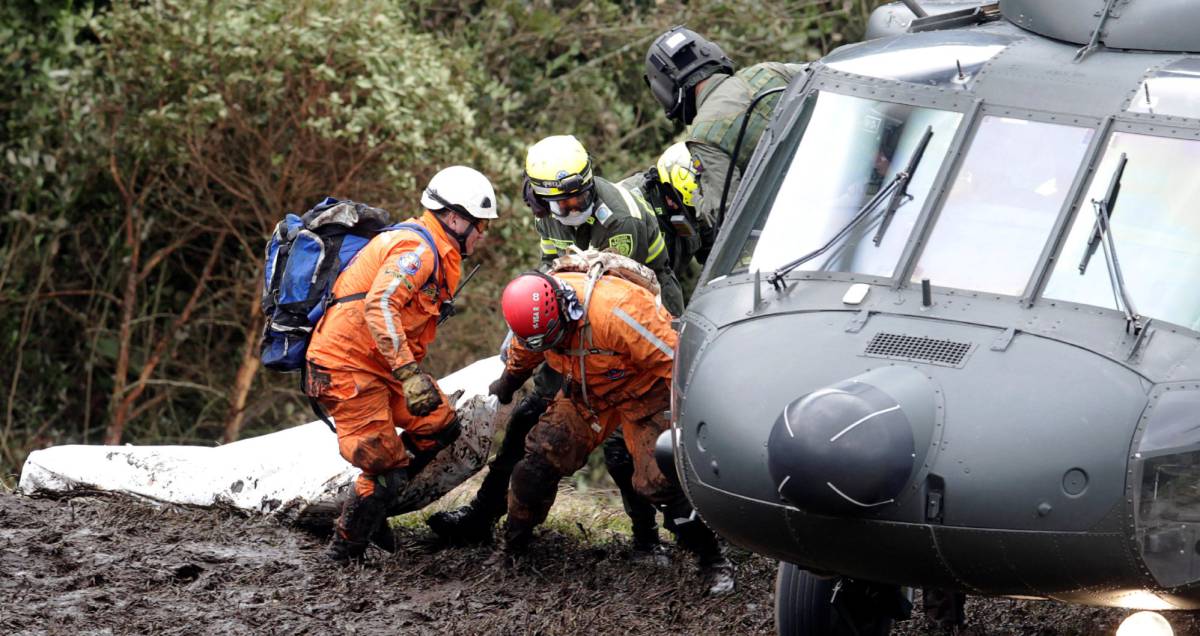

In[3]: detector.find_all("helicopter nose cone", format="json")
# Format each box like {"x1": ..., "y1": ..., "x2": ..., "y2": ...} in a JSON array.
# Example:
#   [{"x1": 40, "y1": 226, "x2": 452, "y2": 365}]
[{"x1": 768, "y1": 370, "x2": 928, "y2": 516}]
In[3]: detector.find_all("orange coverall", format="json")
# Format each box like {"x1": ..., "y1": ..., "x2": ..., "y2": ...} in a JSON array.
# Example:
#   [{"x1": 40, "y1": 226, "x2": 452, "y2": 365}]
[
  {"x1": 305, "y1": 211, "x2": 462, "y2": 498},
  {"x1": 503, "y1": 271, "x2": 679, "y2": 529}
]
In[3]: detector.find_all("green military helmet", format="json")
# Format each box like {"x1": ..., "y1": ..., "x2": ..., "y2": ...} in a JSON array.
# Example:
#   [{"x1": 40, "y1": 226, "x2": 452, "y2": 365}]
[{"x1": 644, "y1": 26, "x2": 735, "y2": 125}]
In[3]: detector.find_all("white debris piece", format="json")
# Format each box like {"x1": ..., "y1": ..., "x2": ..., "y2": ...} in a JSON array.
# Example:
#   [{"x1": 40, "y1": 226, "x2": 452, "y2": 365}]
[{"x1": 18, "y1": 356, "x2": 504, "y2": 527}]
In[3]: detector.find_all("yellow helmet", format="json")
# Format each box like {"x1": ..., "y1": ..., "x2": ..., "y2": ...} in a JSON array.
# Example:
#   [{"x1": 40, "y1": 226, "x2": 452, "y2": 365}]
[
  {"x1": 525, "y1": 135, "x2": 593, "y2": 199},
  {"x1": 656, "y1": 141, "x2": 700, "y2": 208}
]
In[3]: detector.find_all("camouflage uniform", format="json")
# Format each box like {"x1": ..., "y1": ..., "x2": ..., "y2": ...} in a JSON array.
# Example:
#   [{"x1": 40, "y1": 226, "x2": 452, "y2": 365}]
[{"x1": 687, "y1": 62, "x2": 805, "y2": 233}]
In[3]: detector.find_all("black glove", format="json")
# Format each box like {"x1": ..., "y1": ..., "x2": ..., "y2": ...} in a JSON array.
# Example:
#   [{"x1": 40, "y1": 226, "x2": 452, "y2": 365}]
[
  {"x1": 488, "y1": 371, "x2": 528, "y2": 405},
  {"x1": 393, "y1": 363, "x2": 441, "y2": 416}
]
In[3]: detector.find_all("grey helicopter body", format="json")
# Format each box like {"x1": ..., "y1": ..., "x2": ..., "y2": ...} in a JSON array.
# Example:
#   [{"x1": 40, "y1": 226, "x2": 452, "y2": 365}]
[{"x1": 665, "y1": 0, "x2": 1200, "y2": 628}]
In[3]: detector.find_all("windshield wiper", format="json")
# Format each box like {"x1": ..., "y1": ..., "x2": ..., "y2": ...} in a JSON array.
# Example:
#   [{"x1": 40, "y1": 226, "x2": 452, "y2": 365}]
[
  {"x1": 1079, "y1": 153, "x2": 1126, "y2": 275},
  {"x1": 873, "y1": 126, "x2": 934, "y2": 246},
  {"x1": 768, "y1": 174, "x2": 903, "y2": 290},
  {"x1": 768, "y1": 129, "x2": 932, "y2": 290},
  {"x1": 1079, "y1": 152, "x2": 1142, "y2": 333}
]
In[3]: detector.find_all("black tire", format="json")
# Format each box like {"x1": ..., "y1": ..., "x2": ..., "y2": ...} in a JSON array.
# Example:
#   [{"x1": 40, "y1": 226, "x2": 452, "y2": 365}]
[
  {"x1": 775, "y1": 562, "x2": 895, "y2": 636},
  {"x1": 776, "y1": 562, "x2": 836, "y2": 635}
]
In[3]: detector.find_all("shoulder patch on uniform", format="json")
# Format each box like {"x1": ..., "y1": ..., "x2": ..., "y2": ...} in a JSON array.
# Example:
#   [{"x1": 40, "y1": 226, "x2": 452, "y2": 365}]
[
  {"x1": 595, "y1": 203, "x2": 613, "y2": 225},
  {"x1": 396, "y1": 252, "x2": 421, "y2": 276},
  {"x1": 608, "y1": 233, "x2": 634, "y2": 257}
]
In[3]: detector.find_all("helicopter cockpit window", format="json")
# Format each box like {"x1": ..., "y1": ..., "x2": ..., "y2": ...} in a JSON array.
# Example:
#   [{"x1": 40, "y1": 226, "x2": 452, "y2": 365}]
[
  {"x1": 1127, "y1": 58, "x2": 1200, "y2": 120},
  {"x1": 910, "y1": 117, "x2": 1094, "y2": 296},
  {"x1": 725, "y1": 91, "x2": 962, "y2": 278},
  {"x1": 1043, "y1": 132, "x2": 1200, "y2": 330}
]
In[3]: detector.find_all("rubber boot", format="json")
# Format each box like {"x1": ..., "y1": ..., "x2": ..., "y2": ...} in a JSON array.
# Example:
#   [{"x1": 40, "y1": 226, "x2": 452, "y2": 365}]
[
  {"x1": 664, "y1": 500, "x2": 736, "y2": 595},
  {"x1": 327, "y1": 469, "x2": 407, "y2": 563},
  {"x1": 427, "y1": 393, "x2": 547, "y2": 543},
  {"x1": 327, "y1": 491, "x2": 390, "y2": 563}
]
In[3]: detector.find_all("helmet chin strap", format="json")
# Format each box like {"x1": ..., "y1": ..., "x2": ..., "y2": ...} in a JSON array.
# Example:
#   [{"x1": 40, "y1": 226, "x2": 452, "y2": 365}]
[{"x1": 434, "y1": 210, "x2": 473, "y2": 253}]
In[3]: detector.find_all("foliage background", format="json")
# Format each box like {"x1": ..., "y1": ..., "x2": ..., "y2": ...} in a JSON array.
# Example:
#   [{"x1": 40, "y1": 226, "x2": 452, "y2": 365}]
[{"x1": 1, "y1": 0, "x2": 882, "y2": 486}]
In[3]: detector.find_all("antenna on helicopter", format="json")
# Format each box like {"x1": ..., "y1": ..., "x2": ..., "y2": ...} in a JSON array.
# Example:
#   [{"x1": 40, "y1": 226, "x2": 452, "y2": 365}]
[{"x1": 900, "y1": 0, "x2": 928, "y2": 18}]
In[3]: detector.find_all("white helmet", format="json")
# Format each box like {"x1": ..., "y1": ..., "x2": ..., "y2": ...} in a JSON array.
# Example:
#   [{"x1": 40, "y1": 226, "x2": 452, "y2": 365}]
[{"x1": 420, "y1": 165, "x2": 499, "y2": 220}]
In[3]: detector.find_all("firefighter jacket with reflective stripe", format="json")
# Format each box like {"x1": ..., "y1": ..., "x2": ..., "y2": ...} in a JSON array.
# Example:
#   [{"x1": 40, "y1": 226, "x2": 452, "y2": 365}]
[
  {"x1": 307, "y1": 211, "x2": 462, "y2": 374},
  {"x1": 686, "y1": 62, "x2": 805, "y2": 226},
  {"x1": 505, "y1": 271, "x2": 676, "y2": 416},
  {"x1": 536, "y1": 177, "x2": 684, "y2": 315}
]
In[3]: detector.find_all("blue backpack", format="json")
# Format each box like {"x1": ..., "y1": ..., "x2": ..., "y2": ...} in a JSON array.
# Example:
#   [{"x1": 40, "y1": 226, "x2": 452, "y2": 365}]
[{"x1": 259, "y1": 197, "x2": 441, "y2": 372}]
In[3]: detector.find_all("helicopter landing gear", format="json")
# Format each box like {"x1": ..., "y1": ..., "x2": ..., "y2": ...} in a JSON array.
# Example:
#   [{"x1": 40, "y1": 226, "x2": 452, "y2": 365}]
[{"x1": 775, "y1": 562, "x2": 911, "y2": 635}]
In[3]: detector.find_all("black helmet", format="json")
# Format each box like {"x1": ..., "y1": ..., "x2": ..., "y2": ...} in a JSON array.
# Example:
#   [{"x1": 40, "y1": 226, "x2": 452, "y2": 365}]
[{"x1": 644, "y1": 26, "x2": 734, "y2": 125}]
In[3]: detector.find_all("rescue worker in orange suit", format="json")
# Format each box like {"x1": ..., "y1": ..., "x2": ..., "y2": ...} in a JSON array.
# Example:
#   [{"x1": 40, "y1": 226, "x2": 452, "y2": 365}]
[
  {"x1": 485, "y1": 270, "x2": 735, "y2": 594},
  {"x1": 304, "y1": 165, "x2": 499, "y2": 563},
  {"x1": 427, "y1": 135, "x2": 680, "y2": 563}
]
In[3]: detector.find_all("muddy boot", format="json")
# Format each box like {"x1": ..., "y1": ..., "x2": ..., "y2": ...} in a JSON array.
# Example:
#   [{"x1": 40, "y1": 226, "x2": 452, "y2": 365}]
[
  {"x1": 664, "y1": 500, "x2": 736, "y2": 595},
  {"x1": 327, "y1": 469, "x2": 408, "y2": 564},
  {"x1": 700, "y1": 554, "x2": 736, "y2": 596},
  {"x1": 630, "y1": 523, "x2": 671, "y2": 567},
  {"x1": 327, "y1": 491, "x2": 389, "y2": 564},
  {"x1": 427, "y1": 393, "x2": 547, "y2": 544}
]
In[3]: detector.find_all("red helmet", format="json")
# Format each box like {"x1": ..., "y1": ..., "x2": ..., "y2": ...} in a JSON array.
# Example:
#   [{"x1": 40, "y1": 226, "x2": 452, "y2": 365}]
[{"x1": 501, "y1": 272, "x2": 580, "y2": 352}]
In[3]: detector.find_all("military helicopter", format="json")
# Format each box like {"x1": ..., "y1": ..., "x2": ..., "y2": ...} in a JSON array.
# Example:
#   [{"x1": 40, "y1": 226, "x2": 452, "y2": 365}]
[{"x1": 660, "y1": 0, "x2": 1200, "y2": 633}]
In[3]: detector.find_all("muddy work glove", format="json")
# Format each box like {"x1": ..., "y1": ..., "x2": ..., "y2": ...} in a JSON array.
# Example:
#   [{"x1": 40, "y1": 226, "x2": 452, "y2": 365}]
[
  {"x1": 393, "y1": 363, "x2": 441, "y2": 416},
  {"x1": 488, "y1": 371, "x2": 529, "y2": 405}
]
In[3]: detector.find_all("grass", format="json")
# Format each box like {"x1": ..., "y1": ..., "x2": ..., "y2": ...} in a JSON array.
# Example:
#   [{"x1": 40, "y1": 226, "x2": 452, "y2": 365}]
[{"x1": 389, "y1": 457, "x2": 655, "y2": 544}]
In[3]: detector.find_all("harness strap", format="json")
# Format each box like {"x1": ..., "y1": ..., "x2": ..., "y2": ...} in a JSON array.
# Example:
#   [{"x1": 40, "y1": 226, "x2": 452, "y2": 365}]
[
  {"x1": 576, "y1": 261, "x2": 606, "y2": 413},
  {"x1": 300, "y1": 363, "x2": 338, "y2": 434}
]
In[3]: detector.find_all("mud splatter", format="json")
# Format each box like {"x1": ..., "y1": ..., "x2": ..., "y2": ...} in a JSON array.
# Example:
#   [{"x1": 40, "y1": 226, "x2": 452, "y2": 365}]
[{"x1": 1, "y1": 492, "x2": 1195, "y2": 635}]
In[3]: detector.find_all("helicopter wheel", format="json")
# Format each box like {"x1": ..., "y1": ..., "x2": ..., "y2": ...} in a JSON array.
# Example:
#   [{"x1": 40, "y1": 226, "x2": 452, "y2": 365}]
[{"x1": 775, "y1": 562, "x2": 903, "y2": 636}]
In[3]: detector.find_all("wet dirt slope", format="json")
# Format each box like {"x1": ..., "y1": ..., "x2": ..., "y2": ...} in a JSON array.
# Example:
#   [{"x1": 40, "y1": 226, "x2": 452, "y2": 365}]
[{"x1": 3, "y1": 492, "x2": 1198, "y2": 635}]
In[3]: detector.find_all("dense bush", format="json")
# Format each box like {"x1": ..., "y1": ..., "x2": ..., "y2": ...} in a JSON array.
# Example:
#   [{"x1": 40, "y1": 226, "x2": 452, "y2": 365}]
[{"x1": 0, "y1": 0, "x2": 881, "y2": 485}]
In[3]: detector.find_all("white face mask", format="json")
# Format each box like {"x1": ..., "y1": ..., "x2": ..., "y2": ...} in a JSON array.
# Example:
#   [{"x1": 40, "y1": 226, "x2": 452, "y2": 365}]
[{"x1": 551, "y1": 201, "x2": 594, "y2": 227}]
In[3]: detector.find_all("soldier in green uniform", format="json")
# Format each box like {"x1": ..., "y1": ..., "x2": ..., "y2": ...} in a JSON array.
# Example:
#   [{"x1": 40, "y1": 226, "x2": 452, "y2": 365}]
[
  {"x1": 428, "y1": 136, "x2": 733, "y2": 593},
  {"x1": 619, "y1": 142, "x2": 708, "y2": 297},
  {"x1": 528, "y1": 135, "x2": 684, "y2": 316},
  {"x1": 645, "y1": 26, "x2": 806, "y2": 242}
]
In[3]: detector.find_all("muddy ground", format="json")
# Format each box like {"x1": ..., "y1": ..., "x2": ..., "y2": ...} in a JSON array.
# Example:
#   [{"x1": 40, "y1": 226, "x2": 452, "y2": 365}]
[{"x1": 2, "y1": 487, "x2": 1198, "y2": 635}]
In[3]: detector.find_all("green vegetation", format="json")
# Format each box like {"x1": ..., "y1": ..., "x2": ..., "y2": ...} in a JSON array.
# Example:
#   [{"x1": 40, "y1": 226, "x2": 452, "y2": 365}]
[{"x1": 1, "y1": 0, "x2": 881, "y2": 486}]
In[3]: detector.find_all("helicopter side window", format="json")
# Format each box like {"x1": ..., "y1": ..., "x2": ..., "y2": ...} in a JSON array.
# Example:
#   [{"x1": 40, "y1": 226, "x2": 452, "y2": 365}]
[
  {"x1": 910, "y1": 117, "x2": 1095, "y2": 296},
  {"x1": 721, "y1": 91, "x2": 962, "y2": 278},
  {"x1": 1043, "y1": 132, "x2": 1200, "y2": 330}
]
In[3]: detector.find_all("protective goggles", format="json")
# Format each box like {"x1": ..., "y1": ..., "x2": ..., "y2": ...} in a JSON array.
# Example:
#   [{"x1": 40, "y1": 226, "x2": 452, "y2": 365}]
[
  {"x1": 546, "y1": 191, "x2": 595, "y2": 217},
  {"x1": 528, "y1": 162, "x2": 593, "y2": 200}
]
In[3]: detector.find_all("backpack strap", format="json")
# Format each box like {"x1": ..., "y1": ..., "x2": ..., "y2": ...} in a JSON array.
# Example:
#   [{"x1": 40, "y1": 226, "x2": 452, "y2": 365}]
[
  {"x1": 387, "y1": 222, "x2": 444, "y2": 292},
  {"x1": 328, "y1": 222, "x2": 444, "y2": 305}
]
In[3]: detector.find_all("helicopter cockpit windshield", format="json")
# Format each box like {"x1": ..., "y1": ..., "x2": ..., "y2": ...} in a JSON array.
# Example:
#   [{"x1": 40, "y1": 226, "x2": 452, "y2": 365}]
[
  {"x1": 728, "y1": 91, "x2": 962, "y2": 278},
  {"x1": 1043, "y1": 131, "x2": 1200, "y2": 331}
]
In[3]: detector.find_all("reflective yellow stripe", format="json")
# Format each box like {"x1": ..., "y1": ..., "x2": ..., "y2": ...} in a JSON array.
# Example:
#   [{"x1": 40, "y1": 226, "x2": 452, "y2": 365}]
[
  {"x1": 647, "y1": 233, "x2": 665, "y2": 262},
  {"x1": 615, "y1": 184, "x2": 642, "y2": 219},
  {"x1": 612, "y1": 307, "x2": 674, "y2": 360},
  {"x1": 540, "y1": 239, "x2": 558, "y2": 255}
]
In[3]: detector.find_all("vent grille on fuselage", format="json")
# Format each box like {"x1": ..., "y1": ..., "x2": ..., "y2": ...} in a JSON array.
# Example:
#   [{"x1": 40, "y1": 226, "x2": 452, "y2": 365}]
[{"x1": 862, "y1": 332, "x2": 973, "y2": 368}]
